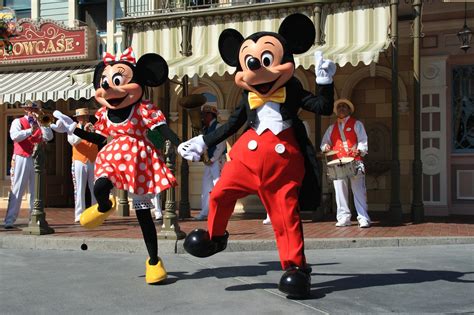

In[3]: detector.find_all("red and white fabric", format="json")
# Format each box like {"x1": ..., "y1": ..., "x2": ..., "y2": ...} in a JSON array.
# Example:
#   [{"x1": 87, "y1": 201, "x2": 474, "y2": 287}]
[{"x1": 93, "y1": 101, "x2": 177, "y2": 201}]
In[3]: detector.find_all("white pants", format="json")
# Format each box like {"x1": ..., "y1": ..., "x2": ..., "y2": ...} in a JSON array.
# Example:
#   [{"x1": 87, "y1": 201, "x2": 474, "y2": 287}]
[
  {"x1": 5, "y1": 155, "x2": 35, "y2": 226},
  {"x1": 200, "y1": 160, "x2": 223, "y2": 217},
  {"x1": 333, "y1": 172, "x2": 371, "y2": 223},
  {"x1": 72, "y1": 160, "x2": 96, "y2": 221}
]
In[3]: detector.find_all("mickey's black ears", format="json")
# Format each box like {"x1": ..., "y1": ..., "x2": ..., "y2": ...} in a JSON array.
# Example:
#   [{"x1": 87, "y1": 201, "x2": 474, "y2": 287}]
[
  {"x1": 136, "y1": 53, "x2": 169, "y2": 87},
  {"x1": 219, "y1": 28, "x2": 244, "y2": 67},
  {"x1": 278, "y1": 13, "x2": 315, "y2": 54}
]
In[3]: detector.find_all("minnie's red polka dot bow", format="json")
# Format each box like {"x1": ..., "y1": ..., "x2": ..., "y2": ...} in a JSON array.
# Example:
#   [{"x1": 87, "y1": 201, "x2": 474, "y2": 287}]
[{"x1": 103, "y1": 47, "x2": 136, "y2": 65}]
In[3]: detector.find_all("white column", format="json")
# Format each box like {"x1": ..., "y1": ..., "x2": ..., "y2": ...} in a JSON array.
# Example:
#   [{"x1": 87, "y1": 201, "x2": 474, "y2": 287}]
[
  {"x1": 31, "y1": 0, "x2": 40, "y2": 20},
  {"x1": 68, "y1": 0, "x2": 77, "y2": 27},
  {"x1": 106, "y1": 0, "x2": 116, "y2": 53},
  {"x1": 420, "y1": 56, "x2": 449, "y2": 211}
]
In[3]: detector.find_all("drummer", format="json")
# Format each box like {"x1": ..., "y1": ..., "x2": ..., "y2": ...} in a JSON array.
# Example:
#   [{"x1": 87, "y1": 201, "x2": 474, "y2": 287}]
[{"x1": 320, "y1": 99, "x2": 371, "y2": 228}]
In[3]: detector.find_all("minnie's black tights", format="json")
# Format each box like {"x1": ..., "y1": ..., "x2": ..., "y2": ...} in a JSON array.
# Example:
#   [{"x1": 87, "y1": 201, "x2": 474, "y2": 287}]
[
  {"x1": 93, "y1": 177, "x2": 158, "y2": 265},
  {"x1": 136, "y1": 210, "x2": 158, "y2": 265}
]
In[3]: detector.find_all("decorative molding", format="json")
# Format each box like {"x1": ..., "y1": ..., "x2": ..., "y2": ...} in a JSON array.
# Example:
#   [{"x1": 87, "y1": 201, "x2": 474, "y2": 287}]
[
  {"x1": 189, "y1": 77, "x2": 225, "y2": 112},
  {"x1": 340, "y1": 65, "x2": 409, "y2": 114},
  {"x1": 218, "y1": 109, "x2": 231, "y2": 121},
  {"x1": 422, "y1": 147, "x2": 441, "y2": 176}
]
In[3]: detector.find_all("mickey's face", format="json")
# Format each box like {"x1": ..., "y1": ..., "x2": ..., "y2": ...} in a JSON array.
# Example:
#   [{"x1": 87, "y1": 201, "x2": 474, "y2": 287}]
[
  {"x1": 235, "y1": 35, "x2": 294, "y2": 97},
  {"x1": 94, "y1": 63, "x2": 142, "y2": 110}
]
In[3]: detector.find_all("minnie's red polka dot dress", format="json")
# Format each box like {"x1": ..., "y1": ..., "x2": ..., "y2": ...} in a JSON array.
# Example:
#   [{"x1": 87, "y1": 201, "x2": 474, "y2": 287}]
[{"x1": 94, "y1": 101, "x2": 177, "y2": 198}]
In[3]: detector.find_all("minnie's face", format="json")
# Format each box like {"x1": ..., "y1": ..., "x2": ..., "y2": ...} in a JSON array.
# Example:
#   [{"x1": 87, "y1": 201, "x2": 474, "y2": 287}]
[
  {"x1": 94, "y1": 63, "x2": 142, "y2": 110},
  {"x1": 235, "y1": 35, "x2": 294, "y2": 97}
]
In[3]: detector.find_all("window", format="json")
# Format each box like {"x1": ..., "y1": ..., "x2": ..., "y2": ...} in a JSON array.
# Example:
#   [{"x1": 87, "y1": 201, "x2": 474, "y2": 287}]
[
  {"x1": 3, "y1": 0, "x2": 31, "y2": 19},
  {"x1": 452, "y1": 65, "x2": 474, "y2": 153},
  {"x1": 78, "y1": 0, "x2": 107, "y2": 33}
]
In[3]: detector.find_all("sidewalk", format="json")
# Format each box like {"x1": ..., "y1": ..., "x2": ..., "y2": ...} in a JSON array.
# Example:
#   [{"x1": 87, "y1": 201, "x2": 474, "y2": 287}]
[{"x1": 1, "y1": 207, "x2": 474, "y2": 254}]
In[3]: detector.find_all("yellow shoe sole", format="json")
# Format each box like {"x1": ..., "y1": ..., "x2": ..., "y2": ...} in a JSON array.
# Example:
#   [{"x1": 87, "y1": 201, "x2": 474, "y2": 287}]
[
  {"x1": 146, "y1": 258, "x2": 167, "y2": 284},
  {"x1": 80, "y1": 197, "x2": 116, "y2": 229}
]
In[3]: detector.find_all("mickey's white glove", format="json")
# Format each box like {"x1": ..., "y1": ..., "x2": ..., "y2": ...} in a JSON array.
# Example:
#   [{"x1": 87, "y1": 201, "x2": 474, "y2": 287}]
[
  {"x1": 53, "y1": 110, "x2": 77, "y2": 135},
  {"x1": 177, "y1": 135, "x2": 207, "y2": 162},
  {"x1": 315, "y1": 51, "x2": 336, "y2": 85},
  {"x1": 50, "y1": 119, "x2": 67, "y2": 133}
]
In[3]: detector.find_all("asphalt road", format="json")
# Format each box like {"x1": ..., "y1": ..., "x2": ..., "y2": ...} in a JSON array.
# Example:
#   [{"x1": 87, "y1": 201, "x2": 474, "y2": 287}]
[{"x1": 1, "y1": 244, "x2": 473, "y2": 314}]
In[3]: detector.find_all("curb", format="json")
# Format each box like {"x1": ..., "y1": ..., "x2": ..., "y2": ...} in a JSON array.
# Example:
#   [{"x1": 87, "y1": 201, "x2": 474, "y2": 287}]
[{"x1": 2, "y1": 235, "x2": 474, "y2": 254}]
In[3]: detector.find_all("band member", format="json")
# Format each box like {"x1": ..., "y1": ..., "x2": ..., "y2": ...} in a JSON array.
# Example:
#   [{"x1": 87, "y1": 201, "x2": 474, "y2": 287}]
[
  {"x1": 178, "y1": 14, "x2": 335, "y2": 298},
  {"x1": 53, "y1": 48, "x2": 181, "y2": 285},
  {"x1": 4, "y1": 102, "x2": 53, "y2": 229},
  {"x1": 194, "y1": 104, "x2": 226, "y2": 221},
  {"x1": 67, "y1": 108, "x2": 98, "y2": 223},
  {"x1": 321, "y1": 98, "x2": 371, "y2": 228}
]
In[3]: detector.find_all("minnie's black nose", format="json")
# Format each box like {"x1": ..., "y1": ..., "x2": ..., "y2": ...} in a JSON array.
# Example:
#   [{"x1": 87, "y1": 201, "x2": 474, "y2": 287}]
[{"x1": 247, "y1": 57, "x2": 261, "y2": 71}]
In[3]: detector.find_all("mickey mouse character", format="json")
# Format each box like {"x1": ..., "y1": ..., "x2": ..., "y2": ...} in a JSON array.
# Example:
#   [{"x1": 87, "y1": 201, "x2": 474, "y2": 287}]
[
  {"x1": 178, "y1": 13, "x2": 336, "y2": 298},
  {"x1": 53, "y1": 47, "x2": 180, "y2": 285}
]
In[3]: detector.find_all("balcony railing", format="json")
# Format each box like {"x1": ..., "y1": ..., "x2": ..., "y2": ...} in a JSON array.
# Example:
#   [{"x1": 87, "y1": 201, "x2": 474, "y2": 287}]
[
  {"x1": 97, "y1": 32, "x2": 124, "y2": 58},
  {"x1": 125, "y1": 0, "x2": 284, "y2": 17}
]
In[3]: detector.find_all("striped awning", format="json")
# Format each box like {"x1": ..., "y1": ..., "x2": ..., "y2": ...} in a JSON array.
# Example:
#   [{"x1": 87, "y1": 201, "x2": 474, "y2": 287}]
[
  {"x1": 130, "y1": 3, "x2": 390, "y2": 79},
  {"x1": 0, "y1": 66, "x2": 96, "y2": 104}
]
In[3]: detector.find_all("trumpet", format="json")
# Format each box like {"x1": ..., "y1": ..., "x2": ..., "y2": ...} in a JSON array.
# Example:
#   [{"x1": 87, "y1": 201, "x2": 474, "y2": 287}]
[{"x1": 34, "y1": 109, "x2": 56, "y2": 127}]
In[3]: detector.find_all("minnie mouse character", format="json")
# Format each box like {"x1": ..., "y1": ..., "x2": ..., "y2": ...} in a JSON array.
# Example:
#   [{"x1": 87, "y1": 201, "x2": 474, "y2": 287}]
[
  {"x1": 53, "y1": 48, "x2": 180, "y2": 285},
  {"x1": 178, "y1": 13, "x2": 336, "y2": 298}
]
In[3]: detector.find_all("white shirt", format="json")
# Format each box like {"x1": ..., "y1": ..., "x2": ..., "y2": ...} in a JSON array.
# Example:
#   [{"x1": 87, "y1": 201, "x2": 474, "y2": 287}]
[
  {"x1": 320, "y1": 116, "x2": 368, "y2": 156},
  {"x1": 10, "y1": 115, "x2": 53, "y2": 143},
  {"x1": 253, "y1": 101, "x2": 292, "y2": 135}
]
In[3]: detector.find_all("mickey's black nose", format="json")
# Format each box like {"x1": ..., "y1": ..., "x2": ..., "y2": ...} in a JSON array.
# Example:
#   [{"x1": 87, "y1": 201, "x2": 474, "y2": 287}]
[
  {"x1": 101, "y1": 81, "x2": 110, "y2": 90},
  {"x1": 247, "y1": 57, "x2": 261, "y2": 70}
]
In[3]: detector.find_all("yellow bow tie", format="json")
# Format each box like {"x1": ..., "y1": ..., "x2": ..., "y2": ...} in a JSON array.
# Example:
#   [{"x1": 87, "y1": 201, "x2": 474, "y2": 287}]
[{"x1": 248, "y1": 87, "x2": 286, "y2": 110}]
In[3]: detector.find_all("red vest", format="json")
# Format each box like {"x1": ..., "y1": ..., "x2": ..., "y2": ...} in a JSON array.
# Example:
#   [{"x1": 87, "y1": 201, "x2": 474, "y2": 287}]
[
  {"x1": 13, "y1": 117, "x2": 43, "y2": 157},
  {"x1": 330, "y1": 116, "x2": 362, "y2": 161}
]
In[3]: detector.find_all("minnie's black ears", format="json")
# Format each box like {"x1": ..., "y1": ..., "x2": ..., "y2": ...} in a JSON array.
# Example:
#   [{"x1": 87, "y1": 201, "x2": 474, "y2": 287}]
[
  {"x1": 278, "y1": 13, "x2": 315, "y2": 54},
  {"x1": 93, "y1": 61, "x2": 106, "y2": 90},
  {"x1": 219, "y1": 28, "x2": 245, "y2": 67},
  {"x1": 136, "y1": 53, "x2": 169, "y2": 87}
]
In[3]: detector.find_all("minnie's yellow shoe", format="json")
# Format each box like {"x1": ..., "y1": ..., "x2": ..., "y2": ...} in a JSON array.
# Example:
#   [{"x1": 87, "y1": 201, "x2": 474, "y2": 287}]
[
  {"x1": 79, "y1": 197, "x2": 116, "y2": 229},
  {"x1": 146, "y1": 258, "x2": 167, "y2": 284}
]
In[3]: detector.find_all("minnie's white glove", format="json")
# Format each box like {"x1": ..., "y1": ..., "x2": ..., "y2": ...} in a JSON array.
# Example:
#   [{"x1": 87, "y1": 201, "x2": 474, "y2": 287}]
[
  {"x1": 177, "y1": 135, "x2": 207, "y2": 162},
  {"x1": 315, "y1": 51, "x2": 336, "y2": 85},
  {"x1": 53, "y1": 110, "x2": 77, "y2": 135}
]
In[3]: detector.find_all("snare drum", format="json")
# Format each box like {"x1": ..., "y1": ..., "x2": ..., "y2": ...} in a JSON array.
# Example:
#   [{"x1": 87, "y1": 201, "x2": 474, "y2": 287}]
[{"x1": 326, "y1": 157, "x2": 357, "y2": 180}]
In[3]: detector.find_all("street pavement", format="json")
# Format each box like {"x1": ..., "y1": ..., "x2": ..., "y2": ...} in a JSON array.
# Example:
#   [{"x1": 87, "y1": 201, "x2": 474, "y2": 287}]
[
  {"x1": 1, "y1": 244, "x2": 473, "y2": 314},
  {"x1": 1, "y1": 208, "x2": 474, "y2": 254}
]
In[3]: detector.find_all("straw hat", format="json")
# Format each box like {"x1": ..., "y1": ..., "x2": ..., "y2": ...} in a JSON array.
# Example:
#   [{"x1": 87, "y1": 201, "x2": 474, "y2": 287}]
[
  {"x1": 201, "y1": 104, "x2": 218, "y2": 115},
  {"x1": 21, "y1": 101, "x2": 41, "y2": 109},
  {"x1": 333, "y1": 98, "x2": 355, "y2": 114},
  {"x1": 74, "y1": 108, "x2": 90, "y2": 117}
]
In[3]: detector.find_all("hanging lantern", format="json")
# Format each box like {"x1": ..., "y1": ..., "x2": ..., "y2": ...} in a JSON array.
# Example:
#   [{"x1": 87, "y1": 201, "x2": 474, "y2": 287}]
[
  {"x1": 458, "y1": 2, "x2": 472, "y2": 53},
  {"x1": 458, "y1": 24, "x2": 473, "y2": 53}
]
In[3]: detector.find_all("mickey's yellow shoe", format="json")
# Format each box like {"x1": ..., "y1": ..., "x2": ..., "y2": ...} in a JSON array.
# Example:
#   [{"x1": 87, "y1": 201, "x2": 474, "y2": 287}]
[
  {"x1": 146, "y1": 258, "x2": 167, "y2": 284},
  {"x1": 80, "y1": 197, "x2": 116, "y2": 229}
]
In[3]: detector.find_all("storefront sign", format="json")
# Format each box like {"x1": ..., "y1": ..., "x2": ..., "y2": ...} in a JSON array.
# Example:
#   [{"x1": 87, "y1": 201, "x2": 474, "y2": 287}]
[{"x1": 0, "y1": 19, "x2": 92, "y2": 64}]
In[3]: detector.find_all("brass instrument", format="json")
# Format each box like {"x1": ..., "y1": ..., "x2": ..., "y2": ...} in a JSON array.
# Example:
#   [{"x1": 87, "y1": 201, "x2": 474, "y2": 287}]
[
  {"x1": 34, "y1": 109, "x2": 56, "y2": 127},
  {"x1": 178, "y1": 94, "x2": 211, "y2": 164}
]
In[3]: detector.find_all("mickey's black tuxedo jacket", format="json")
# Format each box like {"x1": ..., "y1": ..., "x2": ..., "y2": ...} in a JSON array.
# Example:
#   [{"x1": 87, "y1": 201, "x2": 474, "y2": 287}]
[{"x1": 203, "y1": 77, "x2": 334, "y2": 210}]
